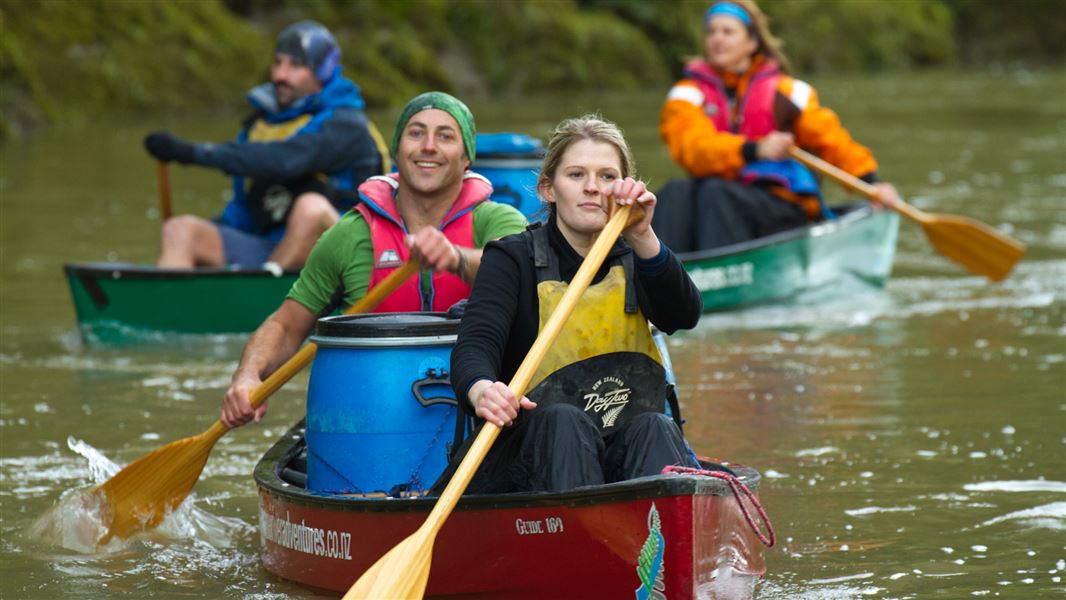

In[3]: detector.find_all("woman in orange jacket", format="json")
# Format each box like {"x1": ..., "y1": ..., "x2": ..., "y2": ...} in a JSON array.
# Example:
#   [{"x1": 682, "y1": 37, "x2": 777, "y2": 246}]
[{"x1": 654, "y1": 0, "x2": 898, "y2": 251}]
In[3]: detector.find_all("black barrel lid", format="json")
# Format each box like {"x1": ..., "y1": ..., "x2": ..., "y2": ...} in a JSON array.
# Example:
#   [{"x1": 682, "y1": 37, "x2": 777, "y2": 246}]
[
  {"x1": 314, "y1": 312, "x2": 459, "y2": 338},
  {"x1": 474, "y1": 149, "x2": 546, "y2": 160}
]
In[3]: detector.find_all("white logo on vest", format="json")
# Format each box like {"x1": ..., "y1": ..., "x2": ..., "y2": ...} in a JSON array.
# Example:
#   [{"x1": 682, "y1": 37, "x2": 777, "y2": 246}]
[
  {"x1": 376, "y1": 249, "x2": 403, "y2": 269},
  {"x1": 583, "y1": 376, "x2": 631, "y2": 429}
]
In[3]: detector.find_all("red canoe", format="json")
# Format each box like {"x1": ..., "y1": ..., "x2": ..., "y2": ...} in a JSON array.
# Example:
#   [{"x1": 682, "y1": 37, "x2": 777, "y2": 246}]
[{"x1": 254, "y1": 420, "x2": 772, "y2": 598}]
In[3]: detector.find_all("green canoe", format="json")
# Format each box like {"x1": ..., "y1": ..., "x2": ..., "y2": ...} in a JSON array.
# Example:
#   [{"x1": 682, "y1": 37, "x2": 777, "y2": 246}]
[
  {"x1": 64, "y1": 263, "x2": 299, "y2": 345},
  {"x1": 64, "y1": 206, "x2": 895, "y2": 344},
  {"x1": 681, "y1": 204, "x2": 899, "y2": 312}
]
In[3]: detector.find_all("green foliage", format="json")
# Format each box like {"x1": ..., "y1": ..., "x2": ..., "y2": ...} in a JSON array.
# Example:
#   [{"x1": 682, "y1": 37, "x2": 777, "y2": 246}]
[
  {"x1": 1, "y1": 0, "x2": 1062, "y2": 138},
  {"x1": 444, "y1": 0, "x2": 668, "y2": 94},
  {"x1": 0, "y1": 0, "x2": 265, "y2": 135},
  {"x1": 766, "y1": 0, "x2": 956, "y2": 73},
  {"x1": 580, "y1": 0, "x2": 708, "y2": 76},
  {"x1": 945, "y1": 0, "x2": 1066, "y2": 65}
]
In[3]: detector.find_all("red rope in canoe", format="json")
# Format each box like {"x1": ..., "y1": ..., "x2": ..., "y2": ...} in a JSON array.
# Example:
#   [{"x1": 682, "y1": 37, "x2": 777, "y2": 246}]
[{"x1": 661, "y1": 465, "x2": 776, "y2": 548}]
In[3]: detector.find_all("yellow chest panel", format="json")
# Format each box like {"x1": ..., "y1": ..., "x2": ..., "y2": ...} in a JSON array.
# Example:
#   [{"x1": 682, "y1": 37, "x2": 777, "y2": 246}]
[
  {"x1": 247, "y1": 114, "x2": 314, "y2": 142},
  {"x1": 529, "y1": 265, "x2": 662, "y2": 391}
]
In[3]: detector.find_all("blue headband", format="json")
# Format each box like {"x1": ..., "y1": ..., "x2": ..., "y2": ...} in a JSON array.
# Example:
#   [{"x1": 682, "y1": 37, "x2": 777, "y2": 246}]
[{"x1": 705, "y1": 2, "x2": 752, "y2": 26}]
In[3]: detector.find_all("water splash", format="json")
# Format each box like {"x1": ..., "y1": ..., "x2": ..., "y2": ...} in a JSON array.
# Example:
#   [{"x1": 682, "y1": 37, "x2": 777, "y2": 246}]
[
  {"x1": 696, "y1": 566, "x2": 759, "y2": 600},
  {"x1": 31, "y1": 486, "x2": 110, "y2": 553},
  {"x1": 29, "y1": 437, "x2": 251, "y2": 554},
  {"x1": 67, "y1": 435, "x2": 121, "y2": 483}
]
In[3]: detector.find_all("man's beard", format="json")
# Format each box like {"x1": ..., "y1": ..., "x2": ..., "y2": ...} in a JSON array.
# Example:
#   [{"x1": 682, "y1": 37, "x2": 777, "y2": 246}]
[{"x1": 274, "y1": 83, "x2": 294, "y2": 108}]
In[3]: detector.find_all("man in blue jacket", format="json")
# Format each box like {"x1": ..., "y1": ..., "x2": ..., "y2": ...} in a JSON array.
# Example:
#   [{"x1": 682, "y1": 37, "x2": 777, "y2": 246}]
[{"x1": 145, "y1": 20, "x2": 387, "y2": 271}]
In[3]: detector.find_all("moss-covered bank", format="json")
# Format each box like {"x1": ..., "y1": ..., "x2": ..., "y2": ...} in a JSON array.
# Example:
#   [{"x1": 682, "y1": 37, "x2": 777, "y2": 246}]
[{"x1": 2, "y1": 0, "x2": 1062, "y2": 139}]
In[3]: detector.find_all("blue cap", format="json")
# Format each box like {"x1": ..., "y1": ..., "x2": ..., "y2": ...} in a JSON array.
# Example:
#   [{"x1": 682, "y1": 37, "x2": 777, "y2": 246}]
[{"x1": 275, "y1": 20, "x2": 341, "y2": 83}]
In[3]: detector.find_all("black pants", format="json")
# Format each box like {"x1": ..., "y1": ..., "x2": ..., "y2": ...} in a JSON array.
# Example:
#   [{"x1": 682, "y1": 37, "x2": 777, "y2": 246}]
[
  {"x1": 436, "y1": 404, "x2": 696, "y2": 495},
  {"x1": 653, "y1": 178, "x2": 809, "y2": 253}
]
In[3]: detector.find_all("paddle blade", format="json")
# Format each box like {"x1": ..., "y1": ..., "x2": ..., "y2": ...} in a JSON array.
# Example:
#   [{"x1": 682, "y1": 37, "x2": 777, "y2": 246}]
[
  {"x1": 919, "y1": 213, "x2": 1025, "y2": 281},
  {"x1": 95, "y1": 425, "x2": 223, "y2": 544},
  {"x1": 344, "y1": 531, "x2": 433, "y2": 600}
]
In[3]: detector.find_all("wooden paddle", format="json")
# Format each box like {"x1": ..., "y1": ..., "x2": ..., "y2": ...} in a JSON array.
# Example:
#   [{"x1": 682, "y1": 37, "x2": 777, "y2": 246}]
[
  {"x1": 344, "y1": 203, "x2": 636, "y2": 600},
  {"x1": 158, "y1": 162, "x2": 172, "y2": 221},
  {"x1": 94, "y1": 260, "x2": 419, "y2": 545},
  {"x1": 788, "y1": 147, "x2": 1024, "y2": 281}
]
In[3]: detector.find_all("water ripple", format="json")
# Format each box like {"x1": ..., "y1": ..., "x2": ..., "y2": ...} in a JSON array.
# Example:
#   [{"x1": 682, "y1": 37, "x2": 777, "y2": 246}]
[
  {"x1": 964, "y1": 480, "x2": 1066, "y2": 493},
  {"x1": 978, "y1": 502, "x2": 1066, "y2": 529}
]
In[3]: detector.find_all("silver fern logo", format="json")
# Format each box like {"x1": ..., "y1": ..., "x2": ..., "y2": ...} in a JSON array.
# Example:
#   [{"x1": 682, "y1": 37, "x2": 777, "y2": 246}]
[
  {"x1": 603, "y1": 405, "x2": 625, "y2": 428},
  {"x1": 583, "y1": 376, "x2": 630, "y2": 429},
  {"x1": 635, "y1": 503, "x2": 665, "y2": 600}
]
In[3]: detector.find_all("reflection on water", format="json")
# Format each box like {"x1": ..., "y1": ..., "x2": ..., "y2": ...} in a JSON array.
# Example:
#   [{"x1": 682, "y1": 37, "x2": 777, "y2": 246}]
[
  {"x1": 695, "y1": 258, "x2": 1065, "y2": 332},
  {"x1": 670, "y1": 255, "x2": 1065, "y2": 597},
  {"x1": 3, "y1": 73, "x2": 1066, "y2": 598}
]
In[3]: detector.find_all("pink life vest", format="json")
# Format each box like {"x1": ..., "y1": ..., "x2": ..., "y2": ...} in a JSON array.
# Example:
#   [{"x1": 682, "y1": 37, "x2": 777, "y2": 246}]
[
  {"x1": 682, "y1": 59, "x2": 780, "y2": 137},
  {"x1": 354, "y1": 172, "x2": 492, "y2": 313},
  {"x1": 682, "y1": 59, "x2": 824, "y2": 204}
]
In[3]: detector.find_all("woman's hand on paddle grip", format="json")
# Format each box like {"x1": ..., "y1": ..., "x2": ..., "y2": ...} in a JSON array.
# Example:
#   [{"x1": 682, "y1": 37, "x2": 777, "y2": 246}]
[
  {"x1": 469, "y1": 379, "x2": 537, "y2": 428},
  {"x1": 610, "y1": 177, "x2": 660, "y2": 259},
  {"x1": 756, "y1": 131, "x2": 793, "y2": 161},
  {"x1": 871, "y1": 182, "x2": 900, "y2": 209},
  {"x1": 221, "y1": 372, "x2": 268, "y2": 428}
]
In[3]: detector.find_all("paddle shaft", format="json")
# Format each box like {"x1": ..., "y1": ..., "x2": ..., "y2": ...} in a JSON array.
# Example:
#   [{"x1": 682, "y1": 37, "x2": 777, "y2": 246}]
[
  {"x1": 158, "y1": 162, "x2": 173, "y2": 221},
  {"x1": 346, "y1": 205, "x2": 634, "y2": 599},
  {"x1": 788, "y1": 147, "x2": 927, "y2": 223}
]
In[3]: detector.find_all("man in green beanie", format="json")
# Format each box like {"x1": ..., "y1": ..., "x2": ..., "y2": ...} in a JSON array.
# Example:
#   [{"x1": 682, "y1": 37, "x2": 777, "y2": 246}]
[{"x1": 220, "y1": 91, "x2": 528, "y2": 429}]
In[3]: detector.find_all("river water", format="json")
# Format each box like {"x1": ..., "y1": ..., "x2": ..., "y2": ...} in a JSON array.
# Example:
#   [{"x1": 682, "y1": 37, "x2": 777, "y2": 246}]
[{"x1": 1, "y1": 71, "x2": 1064, "y2": 598}]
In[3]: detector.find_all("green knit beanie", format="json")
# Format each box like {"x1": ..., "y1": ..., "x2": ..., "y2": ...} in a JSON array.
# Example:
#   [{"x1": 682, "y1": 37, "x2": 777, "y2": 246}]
[{"x1": 390, "y1": 91, "x2": 476, "y2": 161}]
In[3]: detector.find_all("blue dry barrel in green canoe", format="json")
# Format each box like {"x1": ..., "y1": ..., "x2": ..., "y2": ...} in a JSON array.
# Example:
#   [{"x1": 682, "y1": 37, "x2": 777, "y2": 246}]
[
  {"x1": 472, "y1": 132, "x2": 546, "y2": 220},
  {"x1": 305, "y1": 313, "x2": 460, "y2": 495}
]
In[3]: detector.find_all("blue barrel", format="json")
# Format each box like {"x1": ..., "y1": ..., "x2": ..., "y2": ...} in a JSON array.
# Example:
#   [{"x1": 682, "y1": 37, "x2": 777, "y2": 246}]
[
  {"x1": 305, "y1": 313, "x2": 459, "y2": 495},
  {"x1": 473, "y1": 132, "x2": 546, "y2": 220}
]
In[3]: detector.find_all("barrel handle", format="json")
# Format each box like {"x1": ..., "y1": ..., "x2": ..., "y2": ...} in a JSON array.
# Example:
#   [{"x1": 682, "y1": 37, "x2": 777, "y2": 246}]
[
  {"x1": 492, "y1": 184, "x2": 523, "y2": 209},
  {"x1": 412, "y1": 368, "x2": 457, "y2": 408}
]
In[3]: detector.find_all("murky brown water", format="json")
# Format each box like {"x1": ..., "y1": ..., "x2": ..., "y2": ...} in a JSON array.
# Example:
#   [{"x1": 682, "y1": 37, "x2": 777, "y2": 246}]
[{"x1": 2, "y1": 71, "x2": 1064, "y2": 598}]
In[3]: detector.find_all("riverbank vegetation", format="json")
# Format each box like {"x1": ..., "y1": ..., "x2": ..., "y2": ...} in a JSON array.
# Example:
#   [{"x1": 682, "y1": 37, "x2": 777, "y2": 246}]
[{"x1": 2, "y1": 0, "x2": 1062, "y2": 138}]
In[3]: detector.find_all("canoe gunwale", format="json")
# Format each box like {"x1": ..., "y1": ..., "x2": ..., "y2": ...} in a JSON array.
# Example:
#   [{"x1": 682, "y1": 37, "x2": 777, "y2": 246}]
[
  {"x1": 675, "y1": 203, "x2": 874, "y2": 262},
  {"x1": 254, "y1": 420, "x2": 762, "y2": 513},
  {"x1": 63, "y1": 262, "x2": 300, "y2": 280}
]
